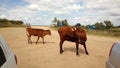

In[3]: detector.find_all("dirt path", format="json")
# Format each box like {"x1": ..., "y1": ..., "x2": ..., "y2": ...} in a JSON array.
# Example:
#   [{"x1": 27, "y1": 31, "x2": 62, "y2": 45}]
[{"x1": 0, "y1": 26, "x2": 120, "y2": 68}]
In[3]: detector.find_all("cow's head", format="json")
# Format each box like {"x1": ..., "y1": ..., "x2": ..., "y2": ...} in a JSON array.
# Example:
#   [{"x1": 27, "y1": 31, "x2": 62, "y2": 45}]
[{"x1": 46, "y1": 30, "x2": 51, "y2": 35}]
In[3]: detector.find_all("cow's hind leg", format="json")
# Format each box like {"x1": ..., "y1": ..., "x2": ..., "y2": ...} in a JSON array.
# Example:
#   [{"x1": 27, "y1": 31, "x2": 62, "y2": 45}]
[
  {"x1": 59, "y1": 40, "x2": 64, "y2": 54},
  {"x1": 83, "y1": 43, "x2": 89, "y2": 55},
  {"x1": 36, "y1": 36, "x2": 40, "y2": 44}
]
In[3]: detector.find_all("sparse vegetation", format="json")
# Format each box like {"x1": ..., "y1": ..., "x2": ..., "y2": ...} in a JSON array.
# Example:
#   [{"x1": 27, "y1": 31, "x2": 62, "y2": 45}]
[
  {"x1": 51, "y1": 20, "x2": 120, "y2": 38},
  {"x1": 0, "y1": 18, "x2": 25, "y2": 27},
  {"x1": 84, "y1": 20, "x2": 120, "y2": 37},
  {"x1": 85, "y1": 28, "x2": 120, "y2": 37}
]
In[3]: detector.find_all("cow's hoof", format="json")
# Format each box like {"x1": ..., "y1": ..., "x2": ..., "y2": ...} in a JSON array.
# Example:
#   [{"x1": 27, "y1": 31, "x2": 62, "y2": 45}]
[
  {"x1": 86, "y1": 53, "x2": 89, "y2": 55},
  {"x1": 60, "y1": 50, "x2": 64, "y2": 54},
  {"x1": 76, "y1": 53, "x2": 79, "y2": 56}
]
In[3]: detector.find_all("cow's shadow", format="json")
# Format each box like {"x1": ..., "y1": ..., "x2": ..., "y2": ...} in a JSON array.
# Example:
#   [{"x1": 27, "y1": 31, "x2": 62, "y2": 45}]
[
  {"x1": 31, "y1": 41, "x2": 55, "y2": 44},
  {"x1": 64, "y1": 47, "x2": 85, "y2": 54}
]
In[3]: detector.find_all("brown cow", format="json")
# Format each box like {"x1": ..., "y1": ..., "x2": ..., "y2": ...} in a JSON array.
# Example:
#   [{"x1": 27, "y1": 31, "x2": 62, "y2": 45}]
[
  {"x1": 58, "y1": 26, "x2": 89, "y2": 55},
  {"x1": 26, "y1": 27, "x2": 51, "y2": 44}
]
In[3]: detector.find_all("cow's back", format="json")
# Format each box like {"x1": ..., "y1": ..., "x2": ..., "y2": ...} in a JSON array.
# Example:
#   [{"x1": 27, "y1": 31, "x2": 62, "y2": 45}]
[
  {"x1": 58, "y1": 26, "x2": 72, "y2": 36},
  {"x1": 26, "y1": 28, "x2": 40, "y2": 36},
  {"x1": 58, "y1": 26, "x2": 87, "y2": 42},
  {"x1": 58, "y1": 26, "x2": 77, "y2": 42}
]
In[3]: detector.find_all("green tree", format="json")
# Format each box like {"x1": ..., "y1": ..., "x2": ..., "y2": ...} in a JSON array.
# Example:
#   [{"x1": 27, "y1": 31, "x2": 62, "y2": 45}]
[
  {"x1": 62, "y1": 19, "x2": 68, "y2": 26},
  {"x1": 75, "y1": 23, "x2": 81, "y2": 27},
  {"x1": 85, "y1": 25, "x2": 90, "y2": 29},
  {"x1": 0, "y1": 18, "x2": 24, "y2": 27},
  {"x1": 16, "y1": 20, "x2": 23, "y2": 25},
  {"x1": 94, "y1": 22, "x2": 105, "y2": 30},
  {"x1": 52, "y1": 17, "x2": 58, "y2": 26},
  {"x1": 57, "y1": 20, "x2": 61, "y2": 26},
  {"x1": 51, "y1": 17, "x2": 69, "y2": 26},
  {"x1": 104, "y1": 20, "x2": 113, "y2": 29}
]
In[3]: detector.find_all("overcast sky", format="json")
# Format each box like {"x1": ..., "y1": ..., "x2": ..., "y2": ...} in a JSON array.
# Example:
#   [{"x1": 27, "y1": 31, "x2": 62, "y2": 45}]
[{"x1": 0, "y1": 0, "x2": 120, "y2": 26}]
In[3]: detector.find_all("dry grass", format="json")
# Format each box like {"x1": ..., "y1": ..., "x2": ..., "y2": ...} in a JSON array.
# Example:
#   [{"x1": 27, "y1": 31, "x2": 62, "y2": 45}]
[{"x1": 86, "y1": 28, "x2": 120, "y2": 38}]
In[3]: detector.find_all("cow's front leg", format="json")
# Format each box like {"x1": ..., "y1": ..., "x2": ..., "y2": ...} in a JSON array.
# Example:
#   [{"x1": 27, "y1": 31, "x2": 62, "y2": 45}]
[
  {"x1": 28, "y1": 35, "x2": 32, "y2": 44},
  {"x1": 42, "y1": 37, "x2": 45, "y2": 44},
  {"x1": 59, "y1": 40, "x2": 64, "y2": 54},
  {"x1": 76, "y1": 43, "x2": 79, "y2": 55}
]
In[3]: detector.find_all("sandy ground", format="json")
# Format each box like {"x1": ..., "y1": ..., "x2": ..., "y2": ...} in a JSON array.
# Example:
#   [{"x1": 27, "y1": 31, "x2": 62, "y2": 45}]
[{"x1": 0, "y1": 26, "x2": 120, "y2": 68}]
